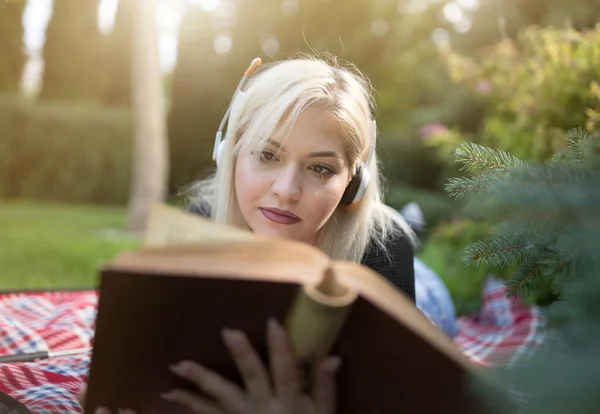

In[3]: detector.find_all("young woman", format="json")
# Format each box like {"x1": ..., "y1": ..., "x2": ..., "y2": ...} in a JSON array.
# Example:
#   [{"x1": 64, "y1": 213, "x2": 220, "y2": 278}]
[
  {"x1": 87, "y1": 55, "x2": 417, "y2": 414},
  {"x1": 187, "y1": 55, "x2": 417, "y2": 298}
]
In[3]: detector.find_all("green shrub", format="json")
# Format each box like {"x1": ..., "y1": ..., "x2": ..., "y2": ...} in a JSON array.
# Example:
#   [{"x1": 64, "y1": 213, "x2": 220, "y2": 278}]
[
  {"x1": 385, "y1": 184, "x2": 459, "y2": 230},
  {"x1": 418, "y1": 219, "x2": 501, "y2": 315},
  {"x1": 455, "y1": 129, "x2": 600, "y2": 414},
  {"x1": 0, "y1": 94, "x2": 132, "y2": 204},
  {"x1": 413, "y1": 25, "x2": 600, "y2": 315},
  {"x1": 430, "y1": 25, "x2": 600, "y2": 163}
]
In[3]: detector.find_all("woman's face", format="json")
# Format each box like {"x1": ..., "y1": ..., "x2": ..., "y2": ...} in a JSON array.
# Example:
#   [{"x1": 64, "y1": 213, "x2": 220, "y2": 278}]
[{"x1": 235, "y1": 105, "x2": 354, "y2": 245}]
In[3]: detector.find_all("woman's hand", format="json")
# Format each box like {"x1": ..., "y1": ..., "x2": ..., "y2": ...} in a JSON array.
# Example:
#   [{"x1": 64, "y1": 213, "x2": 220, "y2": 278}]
[
  {"x1": 163, "y1": 318, "x2": 340, "y2": 414},
  {"x1": 91, "y1": 318, "x2": 340, "y2": 414}
]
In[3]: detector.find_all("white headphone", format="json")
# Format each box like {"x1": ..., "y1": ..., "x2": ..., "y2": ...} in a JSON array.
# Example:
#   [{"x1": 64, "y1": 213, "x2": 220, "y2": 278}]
[
  {"x1": 339, "y1": 119, "x2": 376, "y2": 206},
  {"x1": 212, "y1": 57, "x2": 377, "y2": 206},
  {"x1": 212, "y1": 58, "x2": 262, "y2": 166}
]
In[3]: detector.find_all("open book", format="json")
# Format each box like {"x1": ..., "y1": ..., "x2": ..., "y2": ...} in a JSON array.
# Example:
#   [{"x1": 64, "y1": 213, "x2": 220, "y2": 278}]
[{"x1": 84, "y1": 203, "x2": 490, "y2": 413}]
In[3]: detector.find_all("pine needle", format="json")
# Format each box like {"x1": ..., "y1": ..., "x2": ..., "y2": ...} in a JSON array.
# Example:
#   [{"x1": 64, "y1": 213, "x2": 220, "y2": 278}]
[
  {"x1": 505, "y1": 262, "x2": 544, "y2": 299},
  {"x1": 455, "y1": 142, "x2": 527, "y2": 176},
  {"x1": 463, "y1": 233, "x2": 535, "y2": 268},
  {"x1": 566, "y1": 127, "x2": 589, "y2": 162},
  {"x1": 445, "y1": 174, "x2": 500, "y2": 199},
  {"x1": 484, "y1": 168, "x2": 600, "y2": 222}
]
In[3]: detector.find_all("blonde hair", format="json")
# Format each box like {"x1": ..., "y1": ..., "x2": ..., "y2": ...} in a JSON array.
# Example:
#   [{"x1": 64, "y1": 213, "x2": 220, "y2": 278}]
[{"x1": 187, "y1": 54, "x2": 417, "y2": 262}]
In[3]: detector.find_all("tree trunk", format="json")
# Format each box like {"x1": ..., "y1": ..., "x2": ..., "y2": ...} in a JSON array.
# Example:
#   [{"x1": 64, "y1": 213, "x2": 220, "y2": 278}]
[
  {"x1": 126, "y1": 0, "x2": 169, "y2": 233},
  {"x1": 39, "y1": 0, "x2": 102, "y2": 102},
  {"x1": 0, "y1": 0, "x2": 25, "y2": 94}
]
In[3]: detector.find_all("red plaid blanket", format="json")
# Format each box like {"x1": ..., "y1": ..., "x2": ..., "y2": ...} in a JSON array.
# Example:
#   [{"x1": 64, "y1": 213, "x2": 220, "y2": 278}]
[
  {"x1": 0, "y1": 291, "x2": 96, "y2": 413},
  {"x1": 454, "y1": 277, "x2": 547, "y2": 367},
  {"x1": 0, "y1": 277, "x2": 546, "y2": 413}
]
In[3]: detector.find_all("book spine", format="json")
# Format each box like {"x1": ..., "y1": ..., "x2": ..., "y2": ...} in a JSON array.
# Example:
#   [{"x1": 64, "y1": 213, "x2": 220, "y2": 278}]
[{"x1": 285, "y1": 285, "x2": 353, "y2": 362}]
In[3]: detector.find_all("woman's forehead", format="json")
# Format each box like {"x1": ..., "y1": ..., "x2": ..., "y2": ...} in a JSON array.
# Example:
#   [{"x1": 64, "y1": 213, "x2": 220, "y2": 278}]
[{"x1": 270, "y1": 107, "x2": 348, "y2": 153}]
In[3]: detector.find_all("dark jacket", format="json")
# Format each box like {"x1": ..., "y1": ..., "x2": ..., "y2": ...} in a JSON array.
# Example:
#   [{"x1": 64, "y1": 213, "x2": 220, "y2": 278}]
[
  {"x1": 186, "y1": 203, "x2": 415, "y2": 302},
  {"x1": 360, "y1": 225, "x2": 415, "y2": 302}
]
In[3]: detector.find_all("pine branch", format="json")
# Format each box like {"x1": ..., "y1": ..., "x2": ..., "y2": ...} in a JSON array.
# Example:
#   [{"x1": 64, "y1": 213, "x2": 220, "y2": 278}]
[
  {"x1": 577, "y1": 135, "x2": 600, "y2": 175},
  {"x1": 507, "y1": 162, "x2": 589, "y2": 185},
  {"x1": 566, "y1": 127, "x2": 589, "y2": 162},
  {"x1": 551, "y1": 149, "x2": 573, "y2": 164},
  {"x1": 481, "y1": 166, "x2": 599, "y2": 223},
  {"x1": 463, "y1": 233, "x2": 536, "y2": 269},
  {"x1": 505, "y1": 262, "x2": 544, "y2": 299},
  {"x1": 445, "y1": 174, "x2": 501, "y2": 199},
  {"x1": 458, "y1": 124, "x2": 600, "y2": 413},
  {"x1": 455, "y1": 142, "x2": 527, "y2": 176},
  {"x1": 542, "y1": 257, "x2": 577, "y2": 284},
  {"x1": 495, "y1": 220, "x2": 558, "y2": 241}
]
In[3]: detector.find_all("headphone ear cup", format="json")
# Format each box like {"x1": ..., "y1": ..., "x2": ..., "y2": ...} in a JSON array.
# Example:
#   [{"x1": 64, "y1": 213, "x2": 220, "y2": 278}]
[
  {"x1": 341, "y1": 165, "x2": 369, "y2": 206},
  {"x1": 352, "y1": 167, "x2": 370, "y2": 203},
  {"x1": 215, "y1": 139, "x2": 226, "y2": 167}
]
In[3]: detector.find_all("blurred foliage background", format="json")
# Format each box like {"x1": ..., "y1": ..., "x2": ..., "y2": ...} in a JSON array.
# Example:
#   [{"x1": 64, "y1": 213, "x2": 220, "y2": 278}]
[{"x1": 1, "y1": 0, "x2": 599, "y2": 313}]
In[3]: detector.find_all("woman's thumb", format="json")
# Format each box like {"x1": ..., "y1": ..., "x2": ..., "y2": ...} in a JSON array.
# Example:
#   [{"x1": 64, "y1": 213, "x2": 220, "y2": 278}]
[{"x1": 313, "y1": 356, "x2": 341, "y2": 414}]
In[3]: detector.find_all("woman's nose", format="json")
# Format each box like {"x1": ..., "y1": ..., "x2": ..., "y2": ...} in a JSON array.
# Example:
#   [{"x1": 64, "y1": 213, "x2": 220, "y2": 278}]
[{"x1": 270, "y1": 167, "x2": 302, "y2": 201}]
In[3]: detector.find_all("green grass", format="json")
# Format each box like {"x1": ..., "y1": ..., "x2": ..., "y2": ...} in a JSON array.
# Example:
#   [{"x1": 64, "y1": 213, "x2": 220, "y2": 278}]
[
  {"x1": 0, "y1": 200, "x2": 142, "y2": 291},
  {"x1": 0, "y1": 199, "x2": 489, "y2": 313}
]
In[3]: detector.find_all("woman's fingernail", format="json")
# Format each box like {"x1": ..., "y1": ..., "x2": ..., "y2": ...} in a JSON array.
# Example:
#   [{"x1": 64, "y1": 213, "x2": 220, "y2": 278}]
[
  {"x1": 324, "y1": 356, "x2": 342, "y2": 374},
  {"x1": 170, "y1": 361, "x2": 200, "y2": 376},
  {"x1": 94, "y1": 408, "x2": 110, "y2": 414},
  {"x1": 268, "y1": 317, "x2": 283, "y2": 335},
  {"x1": 220, "y1": 327, "x2": 233, "y2": 339},
  {"x1": 161, "y1": 391, "x2": 173, "y2": 400},
  {"x1": 221, "y1": 327, "x2": 244, "y2": 346}
]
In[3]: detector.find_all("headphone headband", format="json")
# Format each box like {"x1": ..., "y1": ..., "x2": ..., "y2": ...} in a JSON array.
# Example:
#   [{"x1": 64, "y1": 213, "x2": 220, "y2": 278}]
[
  {"x1": 212, "y1": 57, "x2": 377, "y2": 206},
  {"x1": 213, "y1": 57, "x2": 377, "y2": 174},
  {"x1": 365, "y1": 119, "x2": 377, "y2": 166},
  {"x1": 212, "y1": 58, "x2": 262, "y2": 160}
]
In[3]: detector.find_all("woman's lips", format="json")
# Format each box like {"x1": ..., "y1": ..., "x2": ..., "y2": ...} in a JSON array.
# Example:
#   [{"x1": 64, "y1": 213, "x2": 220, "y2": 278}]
[{"x1": 259, "y1": 208, "x2": 301, "y2": 225}]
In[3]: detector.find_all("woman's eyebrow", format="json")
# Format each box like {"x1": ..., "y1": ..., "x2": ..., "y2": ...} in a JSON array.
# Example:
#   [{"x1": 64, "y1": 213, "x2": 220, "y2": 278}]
[
  {"x1": 266, "y1": 139, "x2": 343, "y2": 158},
  {"x1": 307, "y1": 151, "x2": 343, "y2": 159},
  {"x1": 267, "y1": 139, "x2": 284, "y2": 150}
]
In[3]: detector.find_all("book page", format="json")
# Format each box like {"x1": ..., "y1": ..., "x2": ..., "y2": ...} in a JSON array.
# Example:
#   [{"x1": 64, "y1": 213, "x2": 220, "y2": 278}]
[
  {"x1": 333, "y1": 261, "x2": 473, "y2": 370},
  {"x1": 143, "y1": 202, "x2": 257, "y2": 247}
]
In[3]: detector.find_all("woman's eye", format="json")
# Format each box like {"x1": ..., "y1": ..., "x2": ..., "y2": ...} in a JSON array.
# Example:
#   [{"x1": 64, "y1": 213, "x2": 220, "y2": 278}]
[
  {"x1": 310, "y1": 164, "x2": 335, "y2": 178},
  {"x1": 259, "y1": 150, "x2": 278, "y2": 163}
]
